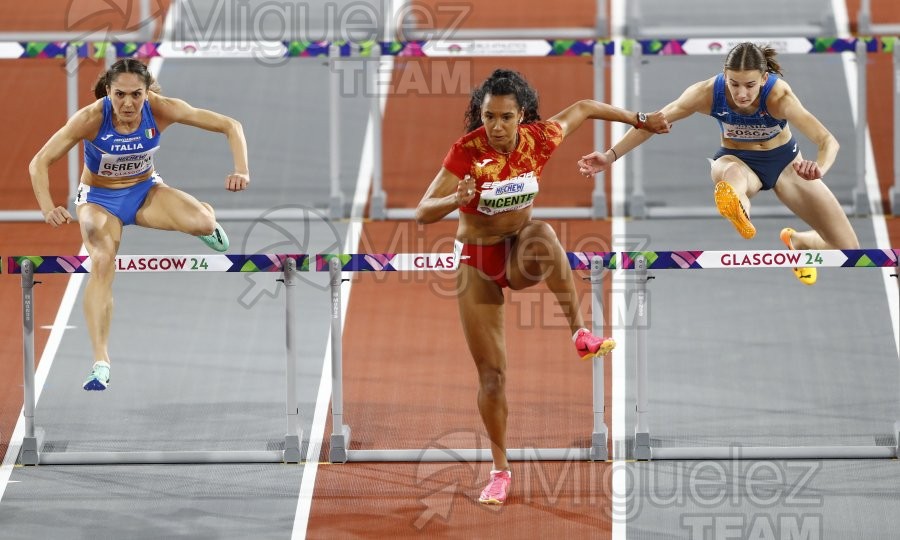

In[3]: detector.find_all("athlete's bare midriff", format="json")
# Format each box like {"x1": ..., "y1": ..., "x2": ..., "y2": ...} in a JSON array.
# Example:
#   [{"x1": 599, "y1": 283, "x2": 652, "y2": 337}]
[{"x1": 79, "y1": 167, "x2": 155, "y2": 189}]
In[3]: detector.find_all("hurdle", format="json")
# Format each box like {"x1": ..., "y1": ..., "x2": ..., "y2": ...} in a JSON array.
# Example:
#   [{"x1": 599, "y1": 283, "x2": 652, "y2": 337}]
[
  {"x1": 320, "y1": 251, "x2": 614, "y2": 463},
  {"x1": 9, "y1": 254, "x2": 306, "y2": 465},
  {"x1": 620, "y1": 249, "x2": 900, "y2": 460}
]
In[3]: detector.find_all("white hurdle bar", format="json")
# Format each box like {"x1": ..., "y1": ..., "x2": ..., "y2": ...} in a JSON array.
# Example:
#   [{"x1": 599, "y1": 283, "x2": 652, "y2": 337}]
[
  {"x1": 11, "y1": 254, "x2": 305, "y2": 465},
  {"x1": 323, "y1": 252, "x2": 612, "y2": 463},
  {"x1": 624, "y1": 249, "x2": 900, "y2": 460}
]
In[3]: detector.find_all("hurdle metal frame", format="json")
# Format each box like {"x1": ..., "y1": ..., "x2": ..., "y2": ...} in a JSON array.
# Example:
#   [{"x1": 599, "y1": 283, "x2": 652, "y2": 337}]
[
  {"x1": 626, "y1": 250, "x2": 900, "y2": 460},
  {"x1": 858, "y1": 0, "x2": 900, "y2": 36},
  {"x1": 324, "y1": 253, "x2": 611, "y2": 463},
  {"x1": 0, "y1": 0, "x2": 156, "y2": 42},
  {"x1": 13, "y1": 255, "x2": 304, "y2": 465},
  {"x1": 625, "y1": 0, "x2": 835, "y2": 39}
]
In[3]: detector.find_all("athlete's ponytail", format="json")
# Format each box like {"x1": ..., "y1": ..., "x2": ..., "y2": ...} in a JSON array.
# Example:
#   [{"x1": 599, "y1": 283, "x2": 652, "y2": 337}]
[
  {"x1": 724, "y1": 42, "x2": 783, "y2": 77},
  {"x1": 463, "y1": 68, "x2": 541, "y2": 133},
  {"x1": 94, "y1": 58, "x2": 162, "y2": 99}
]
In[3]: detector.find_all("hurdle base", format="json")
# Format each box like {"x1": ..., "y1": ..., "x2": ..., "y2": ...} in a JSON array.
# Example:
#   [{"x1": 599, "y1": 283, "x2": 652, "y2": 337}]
[
  {"x1": 283, "y1": 432, "x2": 303, "y2": 464},
  {"x1": 650, "y1": 445, "x2": 897, "y2": 461},
  {"x1": 329, "y1": 194, "x2": 346, "y2": 220},
  {"x1": 18, "y1": 430, "x2": 45, "y2": 466},
  {"x1": 329, "y1": 425, "x2": 352, "y2": 464},
  {"x1": 590, "y1": 429, "x2": 609, "y2": 461},
  {"x1": 627, "y1": 193, "x2": 646, "y2": 219},
  {"x1": 370, "y1": 191, "x2": 387, "y2": 221},
  {"x1": 342, "y1": 447, "x2": 593, "y2": 462},
  {"x1": 633, "y1": 432, "x2": 652, "y2": 461},
  {"x1": 34, "y1": 450, "x2": 293, "y2": 465},
  {"x1": 890, "y1": 188, "x2": 900, "y2": 216}
]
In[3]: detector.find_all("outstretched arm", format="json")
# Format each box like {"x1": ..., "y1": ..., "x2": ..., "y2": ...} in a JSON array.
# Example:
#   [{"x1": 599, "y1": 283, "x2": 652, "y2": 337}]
[
  {"x1": 29, "y1": 104, "x2": 99, "y2": 226},
  {"x1": 577, "y1": 79, "x2": 710, "y2": 177},
  {"x1": 549, "y1": 99, "x2": 669, "y2": 139},
  {"x1": 150, "y1": 93, "x2": 250, "y2": 191}
]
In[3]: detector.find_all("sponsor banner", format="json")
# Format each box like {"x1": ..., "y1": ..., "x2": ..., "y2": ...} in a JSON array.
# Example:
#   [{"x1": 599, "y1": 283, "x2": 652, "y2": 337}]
[
  {"x1": 696, "y1": 250, "x2": 845, "y2": 269},
  {"x1": 681, "y1": 37, "x2": 814, "y2": 55},
  {"x1": 423, "y1": 40, "x2": 553, "y2": 57},
  {"x1": 7, "y1": 255, "x2": 305, "y2": 273},
  {"x1": 316, "y1": 253, "x2": 459, "y2": 272},
  {"x1": 156, "y1": 41, "x2": 287, "y2": 58},
  {"x1": 110, "y1": 255, "x2": 236, "y2": 272}
]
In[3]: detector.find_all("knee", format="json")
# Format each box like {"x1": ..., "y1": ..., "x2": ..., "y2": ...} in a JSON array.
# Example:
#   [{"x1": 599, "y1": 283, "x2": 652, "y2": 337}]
[
  {"x1": 713, "y1": 160, "x2": 741, "y2": 183},
  {"x1": 88, "y1": 250, "x2": 116, "y2": 280},
  {"x1": 477, "y1": 367, "x2": 506, "y2": 398},
  {"x1": 190, "y1": 206, "x2": 216, "y2": 236}
]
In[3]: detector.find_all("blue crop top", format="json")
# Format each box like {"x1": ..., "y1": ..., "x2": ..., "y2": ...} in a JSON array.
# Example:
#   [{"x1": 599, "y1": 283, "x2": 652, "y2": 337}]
[
  {"x1": 84, "y1": 97, "x2": 161, "y2": 178},
  {"x1": 710, "y1": 73, "x2": 787, "y2": 143}
]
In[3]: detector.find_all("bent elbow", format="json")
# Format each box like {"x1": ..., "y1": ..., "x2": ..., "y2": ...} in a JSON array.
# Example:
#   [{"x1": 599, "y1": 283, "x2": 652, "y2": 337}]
[
  {"x1": 28, "y1": 153, "x2": 46, "y2": 179},
  {"x1": 228, "y1": 118, "x2": 244, "y2": 136}
]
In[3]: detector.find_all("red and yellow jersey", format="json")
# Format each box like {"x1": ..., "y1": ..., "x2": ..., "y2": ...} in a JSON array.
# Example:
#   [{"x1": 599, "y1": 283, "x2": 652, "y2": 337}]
[{"x1": 442, "y1": 120, "x2": 564, "y2": 215}]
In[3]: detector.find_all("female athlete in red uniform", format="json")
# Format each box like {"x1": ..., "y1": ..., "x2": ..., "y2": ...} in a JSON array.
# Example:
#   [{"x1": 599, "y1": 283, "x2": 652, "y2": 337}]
[{"x1": 416, "y1": 69, "x2": 669, "y2": 504}]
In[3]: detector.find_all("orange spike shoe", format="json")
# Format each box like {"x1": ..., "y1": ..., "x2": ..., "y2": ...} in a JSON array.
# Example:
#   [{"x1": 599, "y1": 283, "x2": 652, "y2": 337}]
[
  {"x1": 780, "y1": 228, "x2": 817, "y2": 285},
  {"x1": 714, "y1": 182, "x2": 756, "y2": 239}
]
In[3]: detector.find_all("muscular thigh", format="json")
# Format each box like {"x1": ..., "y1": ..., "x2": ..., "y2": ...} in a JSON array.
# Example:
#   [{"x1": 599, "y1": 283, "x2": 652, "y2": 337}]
[
  {"x1": 773, "y1": 166, "x2": 858, "y2": 248},
  {"x1": 135, "y1": 184, "x2": 207, "y2": 231},
  {"x1": 456, "y1": 265, "x2": 506, "y2": 370},
  {"x1": 505, "y1": 221, "x2": 560, "y2": 290}
]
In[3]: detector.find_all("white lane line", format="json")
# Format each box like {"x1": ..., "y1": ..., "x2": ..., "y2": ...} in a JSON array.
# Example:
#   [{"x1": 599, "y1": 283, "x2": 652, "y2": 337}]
[
  {"x1": 832, "y1": 0, "x2": 899, "y2": 356},
  {"x1": 0, "y1": 248, "x2": 87, "y2": 501},
  {"x1": 0, "y1": 1, "x2": 179, "y2": 502},
  {"x1": 610, "y1": 0, "x2": 629, "y2": 538},
  {"x1": 291, "y1": 32, "x2": 396, "y2": 540}
]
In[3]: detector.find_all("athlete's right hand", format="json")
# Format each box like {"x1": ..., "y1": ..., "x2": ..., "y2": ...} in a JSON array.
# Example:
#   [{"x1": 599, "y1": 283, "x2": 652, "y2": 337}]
[
  {"x1": 578, "y1": 151, "x2": 613, "y2": 177},
  {"x1": 43, "y1": 206, "x2": 72, "y2": 227},
  {"x1": 457, "y1": 175, "x2": 478, "y2": 205}
]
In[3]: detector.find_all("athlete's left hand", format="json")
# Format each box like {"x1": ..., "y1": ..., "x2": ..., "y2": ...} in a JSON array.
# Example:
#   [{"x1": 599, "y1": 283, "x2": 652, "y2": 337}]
[
  {"x1": 226, "y1": 172, "x2": 250, "y2": 192},
  {"x1": 792, "y1": 160, "x2": 822, "y2": 181},
  {"x1": 643, "y1": 111, "x2": 671, "y2": 134}
]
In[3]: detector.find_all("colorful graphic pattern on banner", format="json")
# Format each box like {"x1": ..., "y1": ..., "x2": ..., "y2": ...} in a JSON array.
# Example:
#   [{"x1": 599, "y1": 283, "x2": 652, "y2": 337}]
[
  {"x1": 5, "y1": 38, "x2": 890, "y2": 60},
  {"x1": 613, "y1": 249, "x2": 900, "y2": 269},
  {"x1": 6, "y1": 254, "x2": 306, "y2": 274},
  {"x1": 6, "y1": 251, "x2": 898, "y2": 274}
]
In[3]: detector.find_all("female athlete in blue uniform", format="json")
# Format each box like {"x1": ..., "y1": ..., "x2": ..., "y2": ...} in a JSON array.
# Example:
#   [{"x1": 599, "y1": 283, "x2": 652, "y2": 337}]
[
  {"x1": 578, "y1": 42, "x2": 860, "y2": 285},
  {"x1": 29, "y1": 58, "x2": 250, "y2": 390}
]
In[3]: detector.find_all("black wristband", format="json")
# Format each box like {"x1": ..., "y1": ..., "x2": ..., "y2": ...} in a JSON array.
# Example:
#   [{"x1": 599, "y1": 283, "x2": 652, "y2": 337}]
[{"x1": 609, "y1": 148, "x2": 619, "y2": 162}]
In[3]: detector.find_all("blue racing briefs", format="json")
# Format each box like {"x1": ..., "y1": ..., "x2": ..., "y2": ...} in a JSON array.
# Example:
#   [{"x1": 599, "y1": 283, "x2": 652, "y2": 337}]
[
  {"x1": 712, "y1": 138, "x2": 799, "y2": 190},
  {"x1": 74, "y1": 174, "x2": 161, "y2": 225}
]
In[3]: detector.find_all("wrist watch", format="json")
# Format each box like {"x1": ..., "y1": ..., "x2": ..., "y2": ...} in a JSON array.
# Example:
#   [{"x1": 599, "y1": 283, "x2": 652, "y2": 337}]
[{"x1": 635, "y1": 112, "x2": 647, "y2": 129}]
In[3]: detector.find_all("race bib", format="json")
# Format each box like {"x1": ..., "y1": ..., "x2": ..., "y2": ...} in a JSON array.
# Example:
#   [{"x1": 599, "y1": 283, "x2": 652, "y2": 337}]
[
  {"x1": 96, "y1": 147, "x2": 159, "y2": 178},
  {"x1": 477, "y1": 172, "x2": 539, "y2": 216},
  {"x1": 721, "y1": 122, "x2": 782, "y2": 141}
]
